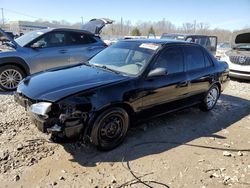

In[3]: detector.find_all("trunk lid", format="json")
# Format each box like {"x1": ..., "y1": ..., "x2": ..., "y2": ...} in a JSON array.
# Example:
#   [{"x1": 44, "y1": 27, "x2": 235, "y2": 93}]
[{"x1": 81, "y1": 18, "x2": 114, "y2": 35}]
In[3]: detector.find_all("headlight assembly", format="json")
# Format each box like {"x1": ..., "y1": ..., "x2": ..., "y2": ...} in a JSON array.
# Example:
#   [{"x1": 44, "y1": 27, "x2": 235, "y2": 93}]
[{"x1": 29, "y1": 102, "x2": 52, "y2": 118}]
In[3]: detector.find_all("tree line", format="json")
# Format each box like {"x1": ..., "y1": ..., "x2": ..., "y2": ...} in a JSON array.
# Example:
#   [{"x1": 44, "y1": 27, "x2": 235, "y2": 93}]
[
  {"x1": 31, "y1": 18, "x2": 233, "y2": 42},
  {"x1": 101, "y1": 19, "x2": 233, "y2": 42}
]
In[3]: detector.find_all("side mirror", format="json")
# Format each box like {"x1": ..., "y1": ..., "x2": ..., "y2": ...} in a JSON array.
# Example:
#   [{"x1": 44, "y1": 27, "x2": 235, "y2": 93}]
[
  {"x1": 31, "y1": 41, "x2": 46, "y2": 48},
  {"x1": 147, "y1": 67, "x2": 167, "y2": 78}
]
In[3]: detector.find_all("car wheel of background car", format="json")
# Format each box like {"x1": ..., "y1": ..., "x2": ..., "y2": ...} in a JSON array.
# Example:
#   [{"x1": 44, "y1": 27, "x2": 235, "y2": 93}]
[
  {"x1": 91, "y1": 107, "x2": 129, "y2": 151},
  {"x1": 0, "y1": 65, "x2": 25, "y2": 91},
  {"x1": 200, "y1": 85, "x2": 219, "y2": 111}
]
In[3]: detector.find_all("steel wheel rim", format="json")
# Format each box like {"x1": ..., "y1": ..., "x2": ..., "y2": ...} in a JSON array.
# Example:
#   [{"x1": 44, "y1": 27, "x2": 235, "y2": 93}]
[
  {"x1": 99, "y1": 114, "x2": 124, "y2": 142},
  {"x1": 206, "y1": 88, "x2": 218, "y2": 108},
  {"x1": 0, "y1": 69, "x2": 22, "y2": 89}
]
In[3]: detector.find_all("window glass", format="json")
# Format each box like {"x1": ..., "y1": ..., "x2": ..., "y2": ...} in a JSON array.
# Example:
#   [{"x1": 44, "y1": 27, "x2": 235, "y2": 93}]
[
  {"x1": 209, "y1": 37, "x2": 217, "y2": 49},
  {"x1": 185, "y1": 46, "x2": 205, "y2": 70},
  {"x1": 33, "y1": 32, "x2": 65, "y2": 48},
  {"x1": 153, "y1": 47, "x2": 184, "y2": 74},
  {"x1": 89, "y1": 41, "x2": 156, "y2": 76},
  {"x1": 68, "y1": 32, "x2": 96, "y2": 45}
]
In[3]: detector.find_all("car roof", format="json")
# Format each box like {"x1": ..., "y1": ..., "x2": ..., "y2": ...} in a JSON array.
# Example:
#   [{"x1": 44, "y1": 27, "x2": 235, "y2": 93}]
[
  {"x1": 161, "y1": 33, "x2": 216, "y2": 38},
  {"x1": 121, "y1": 38, "x2": 190, "y2": 45},
  {"x1": 33, "y1": 28, "x2": 94, "y2": 35}
]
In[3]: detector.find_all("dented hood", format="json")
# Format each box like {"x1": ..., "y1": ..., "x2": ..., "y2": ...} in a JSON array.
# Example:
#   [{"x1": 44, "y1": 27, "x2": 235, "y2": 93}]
[
  {"x1": 18, "y1": 64, "x2": 129, "y2": 102},
  {"x1": 81, "y1": 18, "x2": 113, "y2": 35}
]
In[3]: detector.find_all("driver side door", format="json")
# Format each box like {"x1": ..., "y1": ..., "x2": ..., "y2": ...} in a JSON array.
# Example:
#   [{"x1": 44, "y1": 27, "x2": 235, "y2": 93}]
[
  {"x1": 27, "y1": 31, "x2": 70, "y2": 74},
  {"x1": 140, "y1": 46, "x2": 189, "y2": 115}
]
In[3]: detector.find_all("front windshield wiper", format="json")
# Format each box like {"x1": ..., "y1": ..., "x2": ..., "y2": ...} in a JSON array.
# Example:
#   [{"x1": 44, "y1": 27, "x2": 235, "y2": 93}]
[{"x1": 91, "y1": 64, "x2": 122, "y2": 74}]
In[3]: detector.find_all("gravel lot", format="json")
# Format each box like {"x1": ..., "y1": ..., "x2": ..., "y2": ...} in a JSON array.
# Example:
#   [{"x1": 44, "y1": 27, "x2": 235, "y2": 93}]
[{"x1": 0, "y1": 80, "x2": 250, "y2": 188}]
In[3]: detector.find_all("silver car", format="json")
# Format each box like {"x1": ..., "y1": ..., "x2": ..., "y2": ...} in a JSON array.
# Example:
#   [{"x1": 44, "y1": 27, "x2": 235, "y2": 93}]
[{"x1": 0, "y1": 18, "x2": 113, "y2": 91}]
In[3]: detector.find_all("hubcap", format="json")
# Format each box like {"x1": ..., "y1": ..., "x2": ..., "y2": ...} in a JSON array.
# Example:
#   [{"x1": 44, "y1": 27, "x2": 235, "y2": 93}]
[
  {"x1": 206, "y1": 88, "x2": 218, "y2": 109},
  {"x1": 100, "y1": 115, "x2": 123, "y2": 141},
  {"x1": 0, "y1": 69, "x2": 22, "y2": 90}
]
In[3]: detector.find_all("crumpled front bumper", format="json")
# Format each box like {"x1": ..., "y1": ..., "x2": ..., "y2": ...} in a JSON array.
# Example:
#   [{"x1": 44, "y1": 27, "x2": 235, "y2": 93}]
[{"x1": 14, "y1": 92, "x2": 85, "y2": 138}]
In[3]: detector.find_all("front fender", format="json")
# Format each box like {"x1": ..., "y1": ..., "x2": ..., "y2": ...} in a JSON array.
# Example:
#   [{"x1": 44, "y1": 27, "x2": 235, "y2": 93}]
[{"x1": 0, "y1": 56, "x2": 30, "y2": 75}]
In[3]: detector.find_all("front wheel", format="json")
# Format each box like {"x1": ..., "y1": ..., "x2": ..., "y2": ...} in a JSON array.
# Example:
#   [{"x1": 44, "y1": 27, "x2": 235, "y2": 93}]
[
  {"x1": 200, "y1": 85, "x2": 220, "y2": 111},
  {"x1": 91, "y1": 107, "x2": 129, "y2": 151},
  {"x1": 0, "y1": 65, "x2": 25, "y2": 91}
]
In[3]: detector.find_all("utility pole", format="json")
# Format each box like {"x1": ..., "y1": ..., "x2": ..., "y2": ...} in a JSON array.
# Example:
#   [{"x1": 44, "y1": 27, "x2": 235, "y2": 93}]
[
  {"x1": 194, "y1": 20, "x2": 196, "y2": 34},
  {"x1": 1, "y1": 8, "x2": 4, "y2": 25},
  {"x1": 81, "y1": 17, "x2": 83, "y2": 25},
  {"x1": 121, "y1": 17, "x2": 123, "y2": 36}
]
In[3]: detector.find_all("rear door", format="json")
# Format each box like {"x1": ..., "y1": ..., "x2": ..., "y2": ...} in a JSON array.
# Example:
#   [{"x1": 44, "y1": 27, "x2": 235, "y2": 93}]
[
  {"x1": 183, "y1": 45, "x2": 215, "y2": 100},
  {"x1": 141, "y1": 46, "x2": 189, "y2": 112},
  {"x1": 66, "y1": 31, "x2": 105, "y2": 64}
]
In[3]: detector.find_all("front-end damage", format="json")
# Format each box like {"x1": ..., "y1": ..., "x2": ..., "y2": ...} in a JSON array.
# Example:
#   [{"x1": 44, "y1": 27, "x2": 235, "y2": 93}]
[{"x1": 15, "y1": 92, "x2": 92, "y2": 140}]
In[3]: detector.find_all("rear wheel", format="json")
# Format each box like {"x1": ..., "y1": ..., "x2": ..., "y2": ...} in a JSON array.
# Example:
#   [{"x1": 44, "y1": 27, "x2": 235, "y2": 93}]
[
  {"x1": 91, "y1": 107, "x2": 129, "y2": 151},
  {"x1": 200, "y1": 85, "x2": 220, "y2": 111},
  {"x1": 0, "y1": 65, "x2": 25, "y2": 91}
]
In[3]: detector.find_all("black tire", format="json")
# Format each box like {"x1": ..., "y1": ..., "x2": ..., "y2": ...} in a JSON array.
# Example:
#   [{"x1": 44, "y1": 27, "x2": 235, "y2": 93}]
[
  {"x1": 200, "y1": 85, "x2": 220, "y2": 111},
  {"x1": 0, "y1": 65, "x2": 25, "y2": 91},
  {"x1": 91, "y1": 107, "x2": 129, "y2": 151}
]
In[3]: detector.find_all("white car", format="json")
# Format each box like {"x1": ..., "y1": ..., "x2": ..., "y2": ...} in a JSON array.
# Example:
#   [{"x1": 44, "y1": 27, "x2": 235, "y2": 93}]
[{"x1": 221, "y1": 29, "x2": 250, "y2": 80}]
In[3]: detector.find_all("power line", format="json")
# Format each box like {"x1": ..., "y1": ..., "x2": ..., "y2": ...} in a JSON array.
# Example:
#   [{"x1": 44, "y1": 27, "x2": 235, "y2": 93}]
[{"x1": 3, "y1": 8, "x2": 43, "y2": 20}]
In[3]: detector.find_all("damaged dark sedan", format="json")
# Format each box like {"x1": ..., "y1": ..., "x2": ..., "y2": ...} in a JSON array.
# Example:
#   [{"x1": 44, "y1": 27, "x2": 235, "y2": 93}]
[{"x1": 15, "y1": 39, "x2": 230, "y2": 150}]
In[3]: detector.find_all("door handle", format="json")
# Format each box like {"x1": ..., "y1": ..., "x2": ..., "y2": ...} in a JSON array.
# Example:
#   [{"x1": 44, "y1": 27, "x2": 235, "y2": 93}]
[
  {"x1": 59, "y1": 49, "x2": 67, "y2": 53},
  {"x1": 176, "y1": 81, "x2": 189, "y2": 88}
]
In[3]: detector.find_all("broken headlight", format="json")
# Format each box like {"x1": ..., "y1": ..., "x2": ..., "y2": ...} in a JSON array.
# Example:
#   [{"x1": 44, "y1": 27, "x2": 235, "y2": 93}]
[{"x1": 29, "y1": 102, "x2": 52, "y2": 119}]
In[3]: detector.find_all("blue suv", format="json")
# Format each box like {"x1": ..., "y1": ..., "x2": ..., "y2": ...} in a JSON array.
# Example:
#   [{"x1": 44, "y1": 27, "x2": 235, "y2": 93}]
[{"x1": 0, "y1": 18, "x2": 113, "y2": 91}]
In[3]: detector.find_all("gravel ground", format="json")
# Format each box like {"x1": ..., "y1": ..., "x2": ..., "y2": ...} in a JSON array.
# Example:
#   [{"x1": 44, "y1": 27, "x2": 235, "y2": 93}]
[{"x1": 0, "y1": 80, "x2": 249, "y2": 188}]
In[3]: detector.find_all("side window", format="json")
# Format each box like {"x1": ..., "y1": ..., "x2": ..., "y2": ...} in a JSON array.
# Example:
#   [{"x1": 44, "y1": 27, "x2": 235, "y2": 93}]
[
  {"x1": 153, "y1": 47, "x2": 184, "y2": 74},
  {"x1": 33, "y1": 32, "x2": 65, "y2": 48},
  {"x1": 184, "y1": 46, "x2": 205, "y2": 71},
  {"x1": 68, "y1": 32, "x2": 96, "y2": 45}
]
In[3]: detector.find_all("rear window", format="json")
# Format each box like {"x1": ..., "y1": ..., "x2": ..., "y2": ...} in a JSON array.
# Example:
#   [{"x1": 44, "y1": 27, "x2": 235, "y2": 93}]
[{"x1": 67, "y1": 32, "x2": 96, "y2": 45}]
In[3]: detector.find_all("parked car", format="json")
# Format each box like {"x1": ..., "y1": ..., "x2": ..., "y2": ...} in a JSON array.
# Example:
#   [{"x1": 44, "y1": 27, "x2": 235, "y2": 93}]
[
  {"x1": 161, "y1": 33, "x2": 217, "y2": 56},
  {"x1": 0, "y1": 18, "x2": 113, "y2": 91},
  {"x1": 14, "y1": 39, "x2": 230, "y2": 150},
  {"x1": 220, "y1": 29, "x2": 250, "y2": 80},
  {"x1": 216, "y1": 42, "x2": 231, "y2": 59}
]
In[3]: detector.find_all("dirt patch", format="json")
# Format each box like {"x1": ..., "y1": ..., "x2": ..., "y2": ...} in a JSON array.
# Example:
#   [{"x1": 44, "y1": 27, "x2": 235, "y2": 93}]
[{"x1": 0, "y1": 80, "x2": 250, "y2": 188}]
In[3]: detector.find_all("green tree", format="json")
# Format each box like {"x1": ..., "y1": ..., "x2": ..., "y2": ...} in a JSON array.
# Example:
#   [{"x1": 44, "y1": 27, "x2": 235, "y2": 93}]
[
  {"x1": 131, "y1": 27, "x2": 141, "y2": 36},
  {"x1": 148, "y1": 26, "x2": 155, "y2": 35}
]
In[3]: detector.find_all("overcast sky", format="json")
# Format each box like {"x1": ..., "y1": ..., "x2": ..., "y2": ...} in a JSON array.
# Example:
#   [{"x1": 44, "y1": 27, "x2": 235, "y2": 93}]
[{"x1": 1, "y1": 0, "x2": 250, "y2": 30}]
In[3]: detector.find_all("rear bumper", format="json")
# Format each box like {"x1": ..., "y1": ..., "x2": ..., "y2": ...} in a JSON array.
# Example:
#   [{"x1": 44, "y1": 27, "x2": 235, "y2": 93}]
[{"x1": 229, "y1": 70, "x2": 250, "y2": 80}]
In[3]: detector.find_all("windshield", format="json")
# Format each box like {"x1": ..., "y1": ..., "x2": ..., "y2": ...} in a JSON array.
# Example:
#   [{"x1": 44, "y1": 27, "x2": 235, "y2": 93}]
[
  {"x1": 15, "y1": 30, "x2": 46, "y2": 47},
  {"x1": 89, "y1": 41, "x2": 159, "y2": 76}
]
